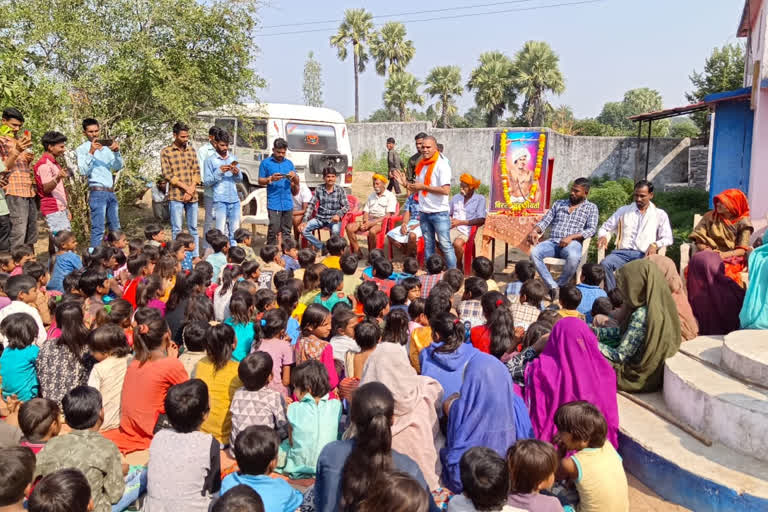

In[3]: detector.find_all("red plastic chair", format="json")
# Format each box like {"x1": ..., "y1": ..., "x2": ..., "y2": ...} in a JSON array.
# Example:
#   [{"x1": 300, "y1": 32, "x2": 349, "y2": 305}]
[
  {"x1": 386, "y1": 209, "x2": 425, "y2": 263},
  {"x1": 462, "y1": 225, "x2": 481, "y2": 274},
  {"x1": 301, "y1": 195, "x2": 360, "y2": 248}
]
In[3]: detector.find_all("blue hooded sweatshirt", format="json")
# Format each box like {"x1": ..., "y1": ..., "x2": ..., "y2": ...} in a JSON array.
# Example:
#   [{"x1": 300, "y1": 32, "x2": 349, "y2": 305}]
[{"x1": 419, "y1": 341, "x2": 480, "y2": 406}]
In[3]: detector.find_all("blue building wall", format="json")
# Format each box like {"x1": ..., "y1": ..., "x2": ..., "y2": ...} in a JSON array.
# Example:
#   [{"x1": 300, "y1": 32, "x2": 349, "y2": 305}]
[{"x1": 709, "y1": 98, "x2": 754, "y2": 207}]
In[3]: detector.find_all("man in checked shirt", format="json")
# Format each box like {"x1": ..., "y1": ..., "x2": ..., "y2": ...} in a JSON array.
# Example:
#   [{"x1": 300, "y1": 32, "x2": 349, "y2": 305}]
[
  {"x1": 527, "y1": 177, "x2": 598, "y2": 303},
  {"x1": 161, "y1": 122, "x2": 201, "y2": 256},
  {"x1": 299, "y1": 167, "x2": 349, "y2": 253}
]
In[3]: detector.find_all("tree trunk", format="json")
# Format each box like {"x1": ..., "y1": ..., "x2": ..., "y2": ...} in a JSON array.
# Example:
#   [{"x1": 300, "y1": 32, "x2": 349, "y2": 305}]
[
  {"x1": 442, "y1": 97, "x2": 448, "y2": 128},
  {"x1": 400, "y1": 106, "x2": 406, "y2": 122},
  {"x1": 353, "y1": 44, "x2": 360, "y2": 122}
]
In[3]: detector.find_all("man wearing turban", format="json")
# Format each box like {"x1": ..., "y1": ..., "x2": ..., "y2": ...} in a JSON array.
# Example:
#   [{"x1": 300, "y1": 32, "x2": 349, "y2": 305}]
[
  {"x1": 449, "y1": 173, "x2": 487, "y2": 268},
  {"x1": 346, "y1": 173, "x2": 398, "y2": 256}
]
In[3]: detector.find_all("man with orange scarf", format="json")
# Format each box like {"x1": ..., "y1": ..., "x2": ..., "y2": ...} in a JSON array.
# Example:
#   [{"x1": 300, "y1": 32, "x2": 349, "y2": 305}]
[
  {"x1": 449, "y1": 173, "x2": 486, "y2": 268},
  {"x1": 407, "y1": 136, "x2": 456, "y2": 268}
]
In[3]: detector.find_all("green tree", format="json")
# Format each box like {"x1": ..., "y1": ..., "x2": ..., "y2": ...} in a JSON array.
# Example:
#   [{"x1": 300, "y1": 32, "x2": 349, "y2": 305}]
[
  {"x1": 366, "y1": 108, "x2": 398, "y2": 122},
  {"x1": 383, "y1": 72, "x2": 423, "y2": 122},
  {"x1": 462, "y1": 106, "x2": 487, "y2": 128},
  {"x1": 0, "y1": 0, "x2": 263, "y2": 244},
  {"x1": 512, "y1": 41, "x2": 565, "y2": 127},
  {"x1": 669, "y1": 117, "x2": 701, "y2": 138},
  {"x1": 369, "y1": 22, "x2": 415, "y2": 77},
  {"x1": 466, "y1": 51, "x2": 517, "y2": 127},
  {"x1": 686, "y1": 43, "x2": 745, "y2": 132},
  {"x1": 597, "y1": 88, "x2": 669, "y2": 136},
  {"x1": 424, "y1": 65, "x2": 463, "y2": 128},
  {"x1": 596, "y1": 101, "x2": 630, "y2": 133},
  {"x1": 330, "y1": 8, "x2": 375, "y2": 122},
  {"x1": 302, "y1": 51, "x2": 324, "y2": 107},
  {"x1": 544, "y1": 104, "x2": 576, "y2": 134},
  {"x1": 573, "y1": 118, "x2": 619, "y2": 136}
]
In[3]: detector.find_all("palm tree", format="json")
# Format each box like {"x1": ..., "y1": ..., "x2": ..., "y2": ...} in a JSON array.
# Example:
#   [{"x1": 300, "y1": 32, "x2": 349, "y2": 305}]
[
  {"x1": 512, "y1": 41, "x2": 565, "y2": 127},
  {"x1": 370, "y1": 22, "x2": 415, "y2": 77},
  {"x1": 466, "y1": 51, "x2": 517, "y2": 127},
  {"x1": 329, "y1": 8, "x2": 374, "y2": 122},
  {"x1": 383, "y1": 72, "x2": 423, "y2": 122},
  {"x1": 424, "y1": 65, "x2": 463, "y2": 128}
]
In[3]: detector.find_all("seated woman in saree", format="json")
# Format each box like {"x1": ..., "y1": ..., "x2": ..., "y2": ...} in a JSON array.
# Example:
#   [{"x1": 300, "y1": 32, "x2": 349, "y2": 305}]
[
  {"x1": 689, "y1": 189, "x2": 753, "y2": 287},
  {"x1": 591, "y1": 259, "x2": 681, "y2": 392},
  {"x1": 740, "y1": 243, "x2": 768, "y2": 329},
  {"x1": 525, "y1": 317, "x2": 619, "y2": 449},
  {"x1": 440, "y1": 351, "x2": 533, "y2": 494},
  {"x1": 647, "y1": 254, "x2": 699, "y2": 341},
  {"x1": 356, "y1": 342, "x2": 444, "y2": 492}
]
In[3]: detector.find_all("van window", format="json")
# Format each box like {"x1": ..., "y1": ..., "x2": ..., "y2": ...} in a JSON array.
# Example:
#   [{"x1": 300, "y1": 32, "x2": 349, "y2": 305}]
[
  {"x1": 214, "y1": 118, "x2": 235, "y2": 139},
  {"x1": 236, "y1": 119, "x2": 267, "y2": 150},
  {"x1": 285, "y1": 123, "x2": 337, "y2": 152}
]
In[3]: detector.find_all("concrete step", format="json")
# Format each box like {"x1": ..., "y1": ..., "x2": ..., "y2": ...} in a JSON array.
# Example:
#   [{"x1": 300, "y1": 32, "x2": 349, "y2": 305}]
[
  {"x1": 663, "y1": 351, "x2": 768, "y2": 461},
  {"x1": 722, "y1": 330, "x2": 768, "y2": 386},
  {"x1": 618, "y1": 392, "x2": 768, "y2": 511},
  {"x1": 678, "y1": 335, "x2": 725, "y2": 366}
]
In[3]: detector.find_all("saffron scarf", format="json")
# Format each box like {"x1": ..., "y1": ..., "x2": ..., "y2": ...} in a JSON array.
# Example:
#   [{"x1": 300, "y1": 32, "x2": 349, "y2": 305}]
[
  {"x1": 714, "y1": 188, "x2": 750, "y2": 226},
  {"x1": 413, "y1": 151, "x2": 440, "y2": 196}
]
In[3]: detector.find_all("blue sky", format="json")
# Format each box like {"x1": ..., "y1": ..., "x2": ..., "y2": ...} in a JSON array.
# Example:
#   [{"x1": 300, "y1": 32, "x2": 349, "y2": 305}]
[{"x1": 254, "y1": 0, "x2": 744, "y2": 119}]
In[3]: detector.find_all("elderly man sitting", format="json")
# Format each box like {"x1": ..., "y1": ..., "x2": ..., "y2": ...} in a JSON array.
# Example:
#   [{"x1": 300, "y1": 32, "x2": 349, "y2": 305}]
[
  {"x1": 346, "y1": 173, "x2": 398, "y2": 256},
  {"x1": 449, "y1": 173, "x2": 487, "y2": 268}
]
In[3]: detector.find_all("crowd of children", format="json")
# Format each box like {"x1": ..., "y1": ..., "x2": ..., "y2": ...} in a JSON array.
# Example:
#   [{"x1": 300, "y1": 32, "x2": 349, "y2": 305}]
[{"x1": 0, "y1": 225, "x2": 631, "y2": 512}]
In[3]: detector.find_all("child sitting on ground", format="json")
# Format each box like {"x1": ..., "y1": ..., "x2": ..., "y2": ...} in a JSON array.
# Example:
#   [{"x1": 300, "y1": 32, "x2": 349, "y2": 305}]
[
  {"x1": 591, "y1": 297, "x2": 618, "y2": 328},
  {"x1": 280, "y1": 238, "x2": 299, "y2": 271},
  {"x1": 395, "y1": 256, "x2": 420, "y2": 282},
  {"x1": 179, "y1": 322, "x2": 209, "y2": 377},
  {"x1": 145, "y1": 380, "x2": 221, "y2": 512},
  {"x1": 18, "y1": 398, "x2": 60, "y2": 454},
  {"x1": 0, "y1": 312, "x2": 41, "y2": 401},
  {"x1": 335, "y1": 251, "x2": 356, "y2": 290},
  {"x1": 361, "y1": 248, "x2": 385, "y2": 279},
  {"x1": 557, "y1": 285, "x2": 584, "y2": 320},
  {"x1": 277, "y1": 360, "x2": 341, "y2": 478},
  {"x1": 276, "y1": 286, "x2": 301, "y2": 346},
  {"x1": 401, "y1": 276, "x2": 422, "y2": 304},
  {"x1": 389, "y1": 284, "x2": 409, "y2": 316},
  {"x1": 407, "y1": 297, "x2": 427, "y2": 336},
  {"x1": 448, "y1": 446, "x2": 520, "y2": 512},
  {"x1": 136, "y1": 274, "x2": 167, "y2": 317},
  {"x1": 470, "y1": 291, "x2": 514, "y2": 358},
  {"x1": 22, "y1": 261, "x2": 52, "y2": 325},
  {"x1": 258, "y1": 245, "x2": 283, "y2": 290},
  {"x1": 86, "y1": 324, "x2": 132, "y2": 431},
  {"x1": 224, "y1": 291, "x2": 258, "y2": 362},
  {"x1": 329, "y1": 307, "x2": 360, "y2": 362},
  {"x1": 319, "y1": 235, "x2": 345, "y2": 270},
  {"x1": 506, "y1": 260, "x2": 536, "y2": 301},
  {"x1": 472, "y1": 256, "x2": 498, "y2": 292},
  {"x1": 47, "y1": 231, "x2": 82, "y2": 294},
  {"x1": 223, "y1": 426, "x2": 303, "y2": 512},
  {"x1": 507, "y1": 439, "x2": 564, "y2": 511},
  {"x1": 458, "y1": 276, "x2": 487, "y2": 329},
  {"x1": 314, "y1": 268, "x2": 352, "y2": 312},
  {"x1": 28, "y1": 468, "x2": 93, "y2": 512},
  {"x1": 511, "y1": 279, "x2": 548, "y2": 333},
  {"x1": 229, "y1": 352, "x2": 289, "y2": 450},
  {"x1": 176, "y1": 232, "x2": 197, "y2": 272},
  {"x1": 0, "y1": 445, "x2": 36, "y2": 512},
  {"x1": 294, "y1": 304, "x2": 339, "y2": 392},
  {"x1": 576, "y1": 263, "x2": 607, "y2": 322},
  {"x1": 419, "y1": 255, "x2": 445, "y2": 298},
  {"x1": 10, "y1": 245, "x2": 34, "y2": 276},
  {"x1": 367, "y1": 258, "x2": 396, "y2": 296},
  {"x1": 554, "y1": 401, "x2": 629, "y2": 512},
  {"x1": 294, "y1": 248, "x2": 315, "y2": 282},
  {"x1": 121, "y1": 254, "x2": 148, "y2": 309},
  {"x1": 0, "y1": 275, "x2": 47, "y2": 346},
  {"x1": 34, "y1": 386, "x2": 125, "y2": 512},
  {"x1": 352, "y1": 279, "x2": 377, "y2": 316},
  {"x1": 234, "y1": 228, "x2": 257, "y2": 262},
  {"x1": 144, "y1": 223, "x2": 165, "y2": 248},
  {"x1": 252, "y1": 309, "x2": 295, "y2": 398},
  {"x1": 205, "y1": 233, "x2": 229, "y2": 285},
  {"x1": 362, "y1": 289, "x2": 390, "y2": 327}
]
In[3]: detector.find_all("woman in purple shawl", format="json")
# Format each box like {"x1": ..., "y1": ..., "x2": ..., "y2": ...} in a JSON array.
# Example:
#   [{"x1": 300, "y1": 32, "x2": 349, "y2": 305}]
[
  {"x1": 687, "y1": 250, "x2": 745, "y2": 335},
  {"x1": 440, "y1": 351, "x2": 534, "y2": 493},
  {"x1": 525, "y1": 317, "x2": 619, "y2": 448}
]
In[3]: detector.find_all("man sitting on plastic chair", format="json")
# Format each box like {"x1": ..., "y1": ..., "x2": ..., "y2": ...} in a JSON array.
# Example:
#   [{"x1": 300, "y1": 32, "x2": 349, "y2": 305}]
[
  {"x1": 527, "y1": 177, "x2": 598, "y2": 303},
  {"x1": 450, "y1": 173, "x2": 486, "y2": 269},
  {"x1": 299, "y1": 167, "x2": 349, "y2": 252},
  {"x1": 346, "y1": 173, "x2": 398, "y2": 258}
]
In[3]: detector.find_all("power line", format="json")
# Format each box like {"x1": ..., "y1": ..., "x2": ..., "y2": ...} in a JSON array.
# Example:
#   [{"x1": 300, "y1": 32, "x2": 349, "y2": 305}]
[
  {"x1": 258, "y1": 0, "x2": 604, "y2": 37},
  {"x1": 260, "y1": 0, "x2": 540, "y2": 29}
]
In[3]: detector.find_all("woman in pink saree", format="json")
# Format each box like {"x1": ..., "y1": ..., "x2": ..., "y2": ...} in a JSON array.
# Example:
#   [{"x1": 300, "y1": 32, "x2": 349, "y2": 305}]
[{"x1": 524, "y1": 317, "x2": 619, "y2": 448}]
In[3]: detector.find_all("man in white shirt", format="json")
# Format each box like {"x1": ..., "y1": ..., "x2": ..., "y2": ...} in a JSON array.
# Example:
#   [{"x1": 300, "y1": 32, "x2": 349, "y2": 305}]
[
  {"x1": 407, "y1": 136, "x2": 457, "y2": 268},
  {"x1": 346, "y1": 173, "x2": 398, "y2": 256},
  {"x1": 597, "y1": 180, "x2": 673, "y2": 290},
  {"x1": 449, "y1": 173, "x2": 487, "y2": 268}
]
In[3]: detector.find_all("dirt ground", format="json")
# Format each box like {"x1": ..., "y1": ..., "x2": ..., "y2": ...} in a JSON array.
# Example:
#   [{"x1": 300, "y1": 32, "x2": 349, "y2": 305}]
[{"x1": 32, "y1": 171, "x2": 688, "y2": 511}]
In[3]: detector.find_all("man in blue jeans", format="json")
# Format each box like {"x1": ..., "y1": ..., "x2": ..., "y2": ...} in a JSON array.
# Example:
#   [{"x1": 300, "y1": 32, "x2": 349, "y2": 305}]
[
  {"x1": 258, "y1": 137, "x2": 298, "y2": 248},
  {"x1": 76, "y1": 118, "x2": 123, "y2": 249},
  {"x1": 299, "y1": 167, "x2": 348, "y2": 252},
  {"x1": 197, "y1": 125, "x2": 220, "y2": 250},
  {"x1": 161, "y1": 122, "x2": 200, "y2": 255},
  {"x1": 527, "y1": 178, "x2": 598, "y2": 302},
  {"x1": 406, "y1": 136, "x2": 456, "y2": 268},
  {"x1": 204, "y1": 129, "x2": 242, "y2": 246}
]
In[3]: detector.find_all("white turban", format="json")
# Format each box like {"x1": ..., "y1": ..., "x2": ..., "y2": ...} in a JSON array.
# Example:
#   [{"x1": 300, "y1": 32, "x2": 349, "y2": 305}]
[{"x1": 509, "y1": 147, "x2": 531, "y2": 163}]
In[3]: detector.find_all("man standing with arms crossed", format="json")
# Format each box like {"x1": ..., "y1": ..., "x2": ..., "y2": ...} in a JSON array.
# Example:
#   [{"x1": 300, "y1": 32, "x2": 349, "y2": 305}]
[
  {"x1": 161, "y1": 122, "x2": 200, "y2": 255},
  {"x1": 76, "y1": 118, "x2": 123, "y2": 249},
  {"x1": 258, "y1": 138, "x2": 298, "y2": 248},
  {"x1": 407, "y1": 136, "x2": 456, "y2": 269}
]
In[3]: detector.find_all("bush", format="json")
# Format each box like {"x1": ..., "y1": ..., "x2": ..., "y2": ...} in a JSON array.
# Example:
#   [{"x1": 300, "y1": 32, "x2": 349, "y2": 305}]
[{"x1": 353, "y1": 148, "x2": 411, "y2": 175}]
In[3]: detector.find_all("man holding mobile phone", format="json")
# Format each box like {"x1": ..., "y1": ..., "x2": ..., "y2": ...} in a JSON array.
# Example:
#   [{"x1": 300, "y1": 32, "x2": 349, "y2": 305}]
[
  {"x1": 76, "y1": 117, "x2": 123, "y2": 249},
  {"x1": 0, "y1": 107, "x2": 38, "y2": 250},
  {"x1": 161, "y1": 122, "x2": 200, "y2": 255},
  {"x1": 203, "y1": 129, "x2": 241, "y2": 246},
  {"x1": 258, "y1": 138, "x2": 298, "y2": 248}
]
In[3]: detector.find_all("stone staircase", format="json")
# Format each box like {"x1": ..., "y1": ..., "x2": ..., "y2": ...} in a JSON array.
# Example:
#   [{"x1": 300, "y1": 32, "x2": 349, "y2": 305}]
[{"x1": 618, "y1": 331, "x2": 768, "y2": 511}]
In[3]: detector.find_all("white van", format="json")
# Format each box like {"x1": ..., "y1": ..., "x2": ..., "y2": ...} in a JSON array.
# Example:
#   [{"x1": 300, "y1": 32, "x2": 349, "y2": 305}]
[{"x1": 196, "y1": 103, "x2": 353, "y2": 192}]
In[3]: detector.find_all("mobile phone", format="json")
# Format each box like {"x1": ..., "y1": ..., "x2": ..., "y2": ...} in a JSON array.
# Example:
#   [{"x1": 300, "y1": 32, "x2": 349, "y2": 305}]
[
  {"x1": 231, "y1": 161, "x2": 238, "y2": 166},
  {"x1": 97, "y1": 139, "x2": 113, "y2": 147}
]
